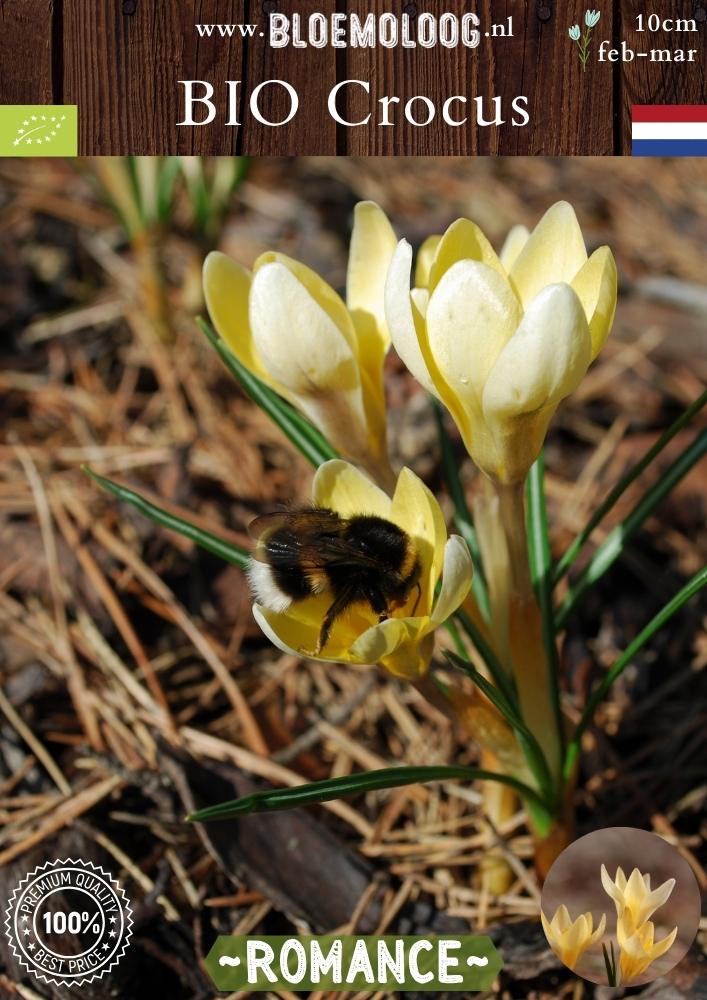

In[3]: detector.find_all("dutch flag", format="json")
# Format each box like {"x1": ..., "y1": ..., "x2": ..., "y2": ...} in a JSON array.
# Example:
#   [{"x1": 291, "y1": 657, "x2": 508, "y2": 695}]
[{"x1": 632, "y1": 106, "x2": 707, "y2": 156}]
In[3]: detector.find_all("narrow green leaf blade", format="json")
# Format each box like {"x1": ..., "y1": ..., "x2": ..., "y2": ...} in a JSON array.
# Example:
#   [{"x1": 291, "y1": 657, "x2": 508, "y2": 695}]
[
  {"x1": 526, "y1": 454, "x2": 564, "y2": 756},
  {"x1": 432, "y1": 399, "x2": 490, "y2": 621},
  {"x1": 199, "y1": 317, "x2": 338, "y2": 468},
  {"x1": 557, "y1": 428, "x2": 707, "y2": 629},
  {"x1": 84, "y1": 467, "x2": 250, "y2": 569},
  {"x1": 555, "y1": 390, "x2": 707, "y2": 583},
  {"x1": 564, "y1": 566, "x2": 707, "y2": 780},
  {"x1": 445, "y1": 652, "x2": 556, "y2": 808},
  {"x1": 187, "y1": 764, "x2": 551, "y2": 823},
  {"x1": 453, "y1": 608, "x2": 517, "y2": 709}
]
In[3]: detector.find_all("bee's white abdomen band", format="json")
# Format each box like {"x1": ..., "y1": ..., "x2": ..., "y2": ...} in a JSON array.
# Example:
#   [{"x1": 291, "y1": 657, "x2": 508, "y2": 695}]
[{"x1": 247, "y1": 559, "x2": 293, "y2": 612}]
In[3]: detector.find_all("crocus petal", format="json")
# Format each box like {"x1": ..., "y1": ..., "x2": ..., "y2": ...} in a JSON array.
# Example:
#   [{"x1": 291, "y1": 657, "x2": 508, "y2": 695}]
[
  {"x1": 390, "y1": 467, "x2": 448, "y2": 611},
  {"x1": 589, "y1": 913, "x2": 607, "y2": 946},
  {"x1": 430, "y1": 536, "x2": 474, "y2": 627},
  {"x1": 426, "y1": 260, "x2": 522, "y2": 409},
  {"x1": 571, "y1": 246, "x2": 618, "y2": 359},
  {"x1": 563, "y1": 914, "x2": 590, "y2": 968},
  {"x1": 651, "y1": 925, "x2": 678, "y2": 961},
  {"x1": 351, "y1": 618, "x2": 435, "y2": 679},
  {"x1": 509, "y1": 201, "x2": 588, "y2": 307},
  {"x1": 255, "y1": 251, "x2": 358, "y2": 355},
  {"x1": 428, "y1": 217, "x2": 505, "y2": 293},
  {"x1": 601, "y1": 863, "x2": 623, "y2": 908},
  {"x1": 253, "y1": 599, "x2": 373, "y2": 664},
  {"x1": 203, "y1": 252, "x2": 270, "y2": 384},
  {"x1": 386, "y1": 240, "x2": 438, "y2": 397},
  {"x1": 553, "y1": 904, "x2": 572, "y2": 933},
  {"x1": 644, "y1": 878, "x2": 676, "y2": 920},
  {"x1": 499, "y1": 224, "x2": 530, "y2": 270},
  {"x1": 411, "y1": 287, "x2": 429, "y2": 317},
  {"x1": 313, "y1": 460, "x2": 391, "y2": 519},
  {"x1": 250, "y1": 262, "x2": 360, "y2": 395},
  {"x1": 349, "y1": 616, "x2": 416, "y2": 664},
  {"x1": 415, "y1": 235, "x2": 442, "y2": 288},
  {"x1": 483, "y1": 283, "x2": 591, "y2": 421},
  {"x1": 347, "y1": 201, "x2": 397, "y2": 352}
]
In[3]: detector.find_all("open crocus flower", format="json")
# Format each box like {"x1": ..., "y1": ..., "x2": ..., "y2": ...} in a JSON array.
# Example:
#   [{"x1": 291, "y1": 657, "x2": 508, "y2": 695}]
[
  {"x1": 616, "y1": 911, "x2": 678, "y2": 983},
  {"x1": 385, "y1": 201, "x2": 617, "y2": 484},
  {"x1": 541, "y1": 904, "x2": 606, "y2": 971},
  {"x1": 251, "y1": 460, "x2": 473, "y2": 679},
  {"x1": 204, "y1": 202, "x2": 398, "y2": 488},
  {"x1": 601, "y1": 865, "x2": 676, "y2": 927}
]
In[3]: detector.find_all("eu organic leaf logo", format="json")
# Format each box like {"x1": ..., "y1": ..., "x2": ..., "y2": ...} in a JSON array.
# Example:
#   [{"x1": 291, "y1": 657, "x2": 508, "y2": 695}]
[
  {"x1": 13, "y1": 113, "x2": 67, "y2": 148},
  {"x1": 0, "y1": 105, "x2": 78, "y2": 156},
  {"x1": 569, "y1": 9, "x2": 601, "y2": 71}
]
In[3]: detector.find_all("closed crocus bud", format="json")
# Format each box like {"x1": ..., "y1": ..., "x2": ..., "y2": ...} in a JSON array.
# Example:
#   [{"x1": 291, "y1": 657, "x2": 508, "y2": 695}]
[
  {"x1": 252, "y1": 460, "x2": 473, "y2": 681},
  {"x1": 617, "y1": 911, "x2": 677, "y2": 983},
  {"x1": 203, "y1": 202, "x2": 397, "y2": 489},
  {"x1": 385, "y1": 201, "x2": 617, "y2": 484},
  {"x1": 541, "y1": 904, "x2": 606, "y2": 971},
  {"x1": 601, "y1": 865, "x2": 676, "y2": 927},
  {"x1": 569, "y1": 24, "x2": 581, "y2": 40}
]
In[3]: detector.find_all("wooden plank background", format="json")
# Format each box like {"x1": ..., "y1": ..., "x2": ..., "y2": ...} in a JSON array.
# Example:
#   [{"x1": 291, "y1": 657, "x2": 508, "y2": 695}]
[{"x1": 0, "y1": 0, "x2": 706, "y2": 154}]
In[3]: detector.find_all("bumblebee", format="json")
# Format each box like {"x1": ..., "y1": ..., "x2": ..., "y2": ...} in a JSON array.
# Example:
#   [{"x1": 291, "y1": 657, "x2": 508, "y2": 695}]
[{"x1": 247, "y1": 508, "x2": 422, "y2": 654}]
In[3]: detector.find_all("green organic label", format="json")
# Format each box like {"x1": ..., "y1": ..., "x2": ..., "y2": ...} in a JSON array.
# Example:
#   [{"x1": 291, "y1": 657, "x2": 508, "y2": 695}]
[
  {"x1": 205, "y1": 934, "x2": 502, "y2": 992},
  {"x1": 0, "y1": 106, "x2": 78, "y2": 155}
]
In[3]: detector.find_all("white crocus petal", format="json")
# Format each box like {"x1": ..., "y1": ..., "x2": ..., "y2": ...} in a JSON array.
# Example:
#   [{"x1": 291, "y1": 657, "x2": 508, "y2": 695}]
[
  {"x1": 499, "y1": 224, "x2": 530, "y2": 270},
  {"x1": 415, "y1": 235, "x2": 442, "y2": 289},
  {"x1": 601, "y1": 864, "x2": 623, "y2": 907},
  {"x1": 571, "y1": 246, "x2": 618, "y2": 359},
  {"x1": 410, "y1": 287, "x2": 429, "y2": 317},
  {"x1": 428, "y1": 218, "x2": 505, "y2": 293},
  {"x1": 386, "y1": 240, "x2": 438, "y2": 397},
  {"x1": 426, "y1": 260, "x2": 522, "y2": 410},
  {"x1": 482, "y1": 283, "x2": 591, "y2": 421},
  {"x1": 312, "y1": 459, "x2": 391, "y2": 520},
  {"x1": 203, "y1": 252, "x2": 267, "y2": 382},
  {"x1": 349, "y1": 616, "x2": 412, "y2": 664},
  {"x1": 250, "y1": 262, "x2": 371, "y2": 450},
  {"x1": 251, "y1": 262, "x2": 359, "y2": 392},
  {"x1": 509, "y1": 201, "x2": 588, "y2": 306},
  {"x1": 430, "y1": 536, "x2": 474, "y2": 627},
  {"x1": 252, "y1": 604, "x2": 301, "y2": 658},
  {"x1": 347, "y1": 201, "x2": 397, "y2": 351}
]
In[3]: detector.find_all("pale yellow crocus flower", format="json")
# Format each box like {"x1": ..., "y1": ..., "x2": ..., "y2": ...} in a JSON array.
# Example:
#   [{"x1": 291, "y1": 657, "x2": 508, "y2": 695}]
[
  {"x1": 541, "y1": 904, "x2": 606, "y2": 971},
  {"x1": 251, "y1": 460, "x2": 473, "y2": 680},
  {"x1": 616, "y1": 910, "x2": 678, "y2": 983},
  {"x1": 385, "y1": 201, "x2": 617, "y2": 484},
  {"x1": 600, "y1": 864, "x2": 676, "y2": 927},
  {"x1": 204, "y1": 202, "x2": 398, "y2": 488}
]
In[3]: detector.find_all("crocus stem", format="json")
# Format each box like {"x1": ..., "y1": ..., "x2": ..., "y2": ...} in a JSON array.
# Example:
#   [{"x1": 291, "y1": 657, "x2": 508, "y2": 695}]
[
  {"x1": 479, "y1": 750, "x2": 516, "y2": 894},
  {"x1": 495, "y1": 482, "x2": 562, "y2": 784}
]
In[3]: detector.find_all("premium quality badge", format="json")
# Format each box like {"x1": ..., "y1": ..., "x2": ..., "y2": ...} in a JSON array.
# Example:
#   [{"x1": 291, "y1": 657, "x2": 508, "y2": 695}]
[{"x1": 4, "y1": 859, "x2": 132, "y2": 987}]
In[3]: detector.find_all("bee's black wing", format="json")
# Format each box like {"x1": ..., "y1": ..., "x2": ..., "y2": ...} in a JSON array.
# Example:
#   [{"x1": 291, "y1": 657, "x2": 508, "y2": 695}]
[
  {"x1": 249, "y1": 510, "x2": 383, "y2": 571},
  {"x1": 249, "y1": 509, "x2": 344, "y2": 566}
]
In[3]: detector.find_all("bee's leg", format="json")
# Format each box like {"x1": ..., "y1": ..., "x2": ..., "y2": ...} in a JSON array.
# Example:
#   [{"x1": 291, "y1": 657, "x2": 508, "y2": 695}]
[
  {"x1": 411, "y1": 581, "x2": 422, "y2": 615},
  {"x1": 314, "y1": 586, "x2": 356, "y2": 655},
  {"x1": 364, "y1": 586, "x2": 390, "y2": 623}
]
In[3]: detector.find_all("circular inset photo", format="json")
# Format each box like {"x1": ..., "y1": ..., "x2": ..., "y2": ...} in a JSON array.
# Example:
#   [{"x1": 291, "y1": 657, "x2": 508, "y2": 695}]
[{"x1": 540, "y1": 827, "x2": 700, "y2": 987}]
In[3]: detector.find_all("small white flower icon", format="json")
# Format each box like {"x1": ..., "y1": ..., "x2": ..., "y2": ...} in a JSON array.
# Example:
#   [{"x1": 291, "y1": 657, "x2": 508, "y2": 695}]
[
  {"x1": 569, "y1": 24, "x2": 581, "y2": 40},
  {"x1": 585, "y1": 9, "x2": 601, "y2": 27}
]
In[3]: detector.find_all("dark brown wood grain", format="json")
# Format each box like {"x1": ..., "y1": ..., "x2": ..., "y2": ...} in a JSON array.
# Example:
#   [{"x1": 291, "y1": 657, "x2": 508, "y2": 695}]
[
  {"x1": 0, "y1": 0, "x2": 54, "y2": 105},
  {"x1": 0, "y1": 1, "x2": 705, "y2": 154},
  {"x1": 238, "y1": 0, "x2": 338, "y2": 154}
]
